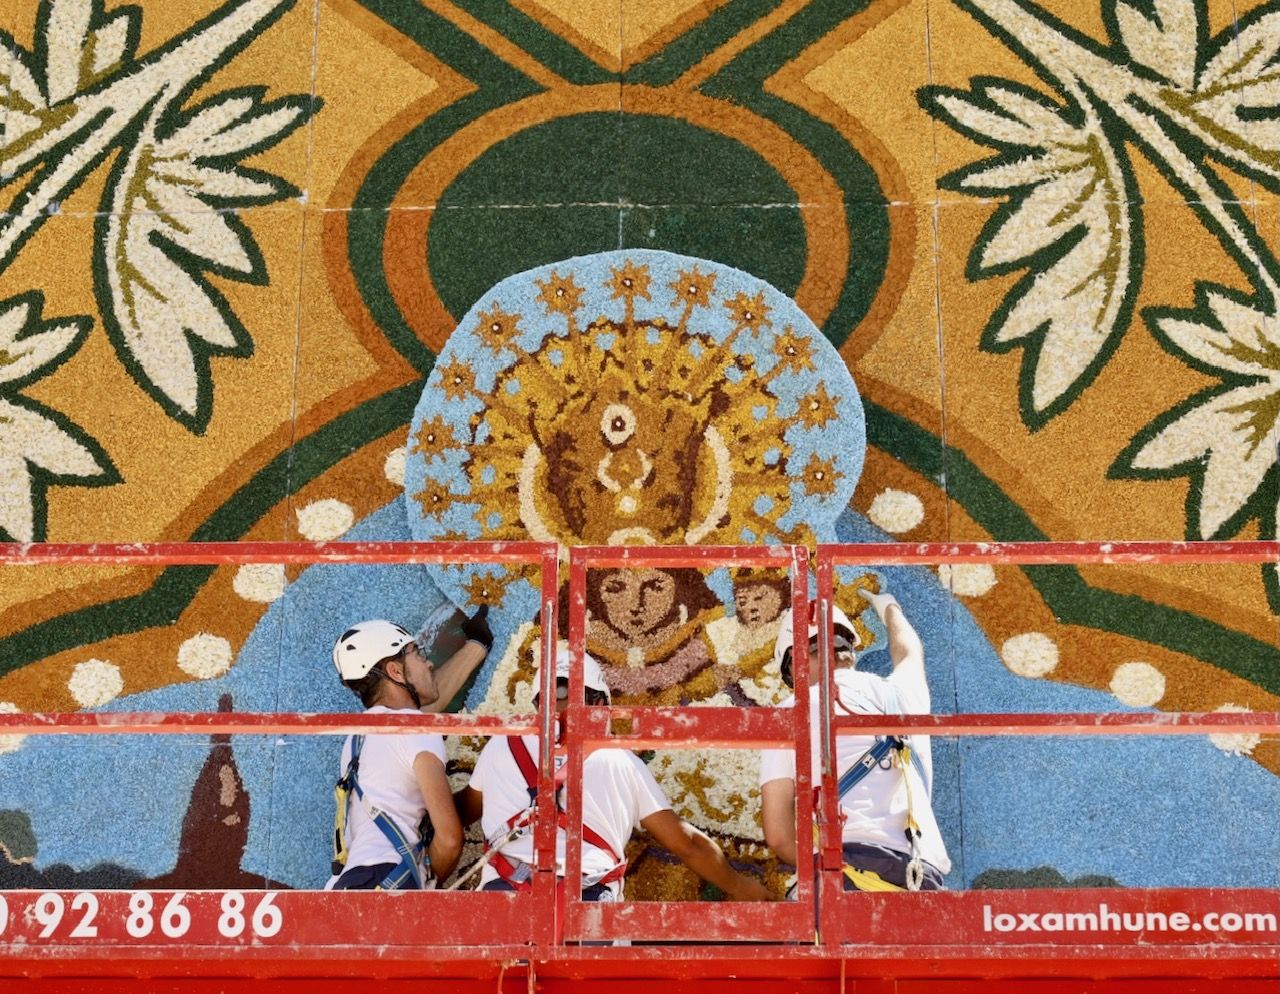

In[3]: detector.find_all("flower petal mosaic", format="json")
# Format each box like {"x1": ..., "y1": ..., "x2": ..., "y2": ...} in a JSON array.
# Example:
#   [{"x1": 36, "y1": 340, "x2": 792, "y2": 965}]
[{"x1": 0, "y1": 0, "x2": 1276, "y2": 895}]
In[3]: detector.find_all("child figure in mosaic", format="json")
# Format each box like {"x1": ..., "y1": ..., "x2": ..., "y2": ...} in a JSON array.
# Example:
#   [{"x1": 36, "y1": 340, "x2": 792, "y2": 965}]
[{"x1": 705, "y1": 570, "x2": 794, "y2": 706}]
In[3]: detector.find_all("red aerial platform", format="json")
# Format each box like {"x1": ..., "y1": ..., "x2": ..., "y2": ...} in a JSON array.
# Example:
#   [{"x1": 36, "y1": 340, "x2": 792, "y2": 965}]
[{"x1": 0, "y1": 540, "x2": 1277, "y2": 993}]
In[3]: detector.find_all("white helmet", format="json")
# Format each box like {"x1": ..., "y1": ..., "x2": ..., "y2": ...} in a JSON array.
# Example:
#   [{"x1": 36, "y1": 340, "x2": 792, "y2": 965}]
[
  {"x1": 333, "y1": 620, "x2": 414, "y2": 681},
  {"x1": 772, "y1": 601, "x2": 859, "y2": 674},
  {"x1": 553, "y1": 646, "x2": 610, "y2": 701}
]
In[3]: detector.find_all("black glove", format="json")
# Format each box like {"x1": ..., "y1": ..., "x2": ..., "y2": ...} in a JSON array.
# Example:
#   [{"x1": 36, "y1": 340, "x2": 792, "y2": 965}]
[{"x1": 461, "y1": 605, "x2": 493, "y2": 650}]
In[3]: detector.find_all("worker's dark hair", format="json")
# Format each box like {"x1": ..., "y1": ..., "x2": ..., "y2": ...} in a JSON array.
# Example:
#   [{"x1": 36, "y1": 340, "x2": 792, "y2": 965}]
[
  {"x1": 534, "y1": 685, "x2": 611, "y2": 707},
  {"x1": 343, "y1": 655, "x2": 400, "y2": 708},
  {"x1": 780, "y1": 628, "x2": 857, "y2": 690}
]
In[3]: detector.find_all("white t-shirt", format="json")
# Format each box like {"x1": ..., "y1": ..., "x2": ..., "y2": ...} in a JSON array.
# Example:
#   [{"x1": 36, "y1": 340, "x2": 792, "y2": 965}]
[
  {"x1": 324, "y1": 706, "x2": 447, "y2": 888},
  {"x1": 760, "y1": 660, "x2": 951, "y2": 873},
  {"x1": 470, "y1": 735, "x2": 670, "y2": 891}
]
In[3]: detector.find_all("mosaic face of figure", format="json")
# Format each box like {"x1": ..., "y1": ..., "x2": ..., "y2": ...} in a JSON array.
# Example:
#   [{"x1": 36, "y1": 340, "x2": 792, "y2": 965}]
[
  {"x1": 539, "y1": 372, "x2": 717, "y2": 546},
  {"x1": 735, "y1": 582, "x2": 784, "y2": 630},
  {"x1": 596, "y1": 568, "x2": 678, "y2": 641}
]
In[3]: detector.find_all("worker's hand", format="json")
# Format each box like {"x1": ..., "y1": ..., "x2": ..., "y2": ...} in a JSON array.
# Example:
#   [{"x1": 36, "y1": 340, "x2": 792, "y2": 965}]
[
  {"x1": 857, "y1": 587, "x2": 899, "y2": 622},
  {"x1": 728, "y1": 874, "x2": 778, "y2": 902},
  {"x1": 461, "y1": 605, "x2": 494, "y2": 650}
]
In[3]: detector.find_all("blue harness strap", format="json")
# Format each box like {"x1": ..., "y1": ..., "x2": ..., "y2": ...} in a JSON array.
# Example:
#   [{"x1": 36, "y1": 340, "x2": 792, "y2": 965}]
[
  {"x1": 836, "y1": 735, "x2": 899, "y2": 799},
  {"x1": 834, "y1": 684, "x2": 931, "y2": 802},
  {"x1": 336, "y1": 734, "x2": 428, "y2": 891}
]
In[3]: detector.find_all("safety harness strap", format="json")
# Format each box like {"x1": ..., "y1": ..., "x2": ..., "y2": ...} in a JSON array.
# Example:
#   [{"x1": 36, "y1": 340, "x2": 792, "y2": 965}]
[
  {"x1": 491, "y1": 737, "x2": 626, "y2": 889},
  {"x1": 331, "y1": 734, "x2": 428, "y2": 891},
  {"x1": 835, "y1": 735, "x2": 902, "y2": 800},
  {"x1": 831, "y1": 686, "x2": 931, "y2": 891}
]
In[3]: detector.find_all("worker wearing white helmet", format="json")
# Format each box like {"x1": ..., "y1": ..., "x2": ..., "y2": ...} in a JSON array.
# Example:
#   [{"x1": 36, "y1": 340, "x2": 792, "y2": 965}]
[
  {"x1": 760, "y1": 589, "x2": 950, "y2": 892},
  {"x1": 456, "y1": 646, "x2": 775, "y2": 903},
  {"x1": 326, "y1": 608, "x2": 493, "y2": 890}
]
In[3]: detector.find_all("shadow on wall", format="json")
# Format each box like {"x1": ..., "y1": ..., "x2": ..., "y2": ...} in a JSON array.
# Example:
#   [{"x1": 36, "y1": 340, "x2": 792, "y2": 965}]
[{"x1": 972, "y1": 868, "x2": 1122, "y2": 889}]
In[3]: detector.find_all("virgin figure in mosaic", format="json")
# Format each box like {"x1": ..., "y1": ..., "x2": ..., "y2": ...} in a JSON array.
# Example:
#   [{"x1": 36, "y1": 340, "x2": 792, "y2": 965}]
[
  {"x1": 403, "y1": 250, "x2": 881, "y2": 895},
  {"x1": 406, "y1": 250, "x2": 875, "y2": 710}
]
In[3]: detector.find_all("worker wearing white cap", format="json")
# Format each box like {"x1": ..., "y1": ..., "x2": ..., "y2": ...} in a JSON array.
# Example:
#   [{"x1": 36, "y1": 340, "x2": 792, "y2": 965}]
[
  {"x1": 760, "y1": 589, "x2": 950, "y2": 891},
  {"x1": 457, "y1": 647, "x2": 775, "y2": 902},
  {"x1": 326, "y1": 609, "x2": 492, "y2": 890}
]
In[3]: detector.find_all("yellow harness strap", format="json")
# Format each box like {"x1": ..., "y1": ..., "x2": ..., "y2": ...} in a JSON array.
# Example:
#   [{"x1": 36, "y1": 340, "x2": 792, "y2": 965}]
[
  {"x1": 332, "y1": 779, "x2": 352, "y2": 873},
  {"x1": 810, "y1": 824, "x2": 908, "y2": 893},
  {"x1": 842, "y1": 865, "x2": 906, "y2": 892}
]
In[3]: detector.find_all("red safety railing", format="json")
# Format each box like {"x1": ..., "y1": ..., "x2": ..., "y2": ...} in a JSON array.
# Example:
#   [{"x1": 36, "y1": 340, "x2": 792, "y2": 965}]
[
  {"x1": 811, "y1": 543, "x2": 1280, "y2": 977},
  {"x1": 563, "y1": 544, "x2": 815, "y2": 944},
  {"x1": 0, "y1": 539, "x2": 1277, "y2": 989},
  {"x1": 0, "y1": 541, "x2": 566, "y2": 957}
]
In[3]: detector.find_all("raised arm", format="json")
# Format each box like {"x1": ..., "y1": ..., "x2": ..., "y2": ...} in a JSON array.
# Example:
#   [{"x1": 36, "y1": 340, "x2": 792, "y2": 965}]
[
  {"x1": 639, "y1": 809, "x2": 776, "y2": 901},
  {"x1": 859, "y1": 589, "x2": 923, "y2": 670},
  {"x1": 421, "y1": 607, "x2": 493, "y2": 713},
  {"x1": 425, "y1": 642, "x2": 487, "y2": 712}
]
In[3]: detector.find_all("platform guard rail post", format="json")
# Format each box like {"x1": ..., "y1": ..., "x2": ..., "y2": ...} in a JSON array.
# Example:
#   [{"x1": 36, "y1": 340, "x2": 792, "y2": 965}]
[{"x1": 564, "y1": 544, "x2": 815, "y2": 944}]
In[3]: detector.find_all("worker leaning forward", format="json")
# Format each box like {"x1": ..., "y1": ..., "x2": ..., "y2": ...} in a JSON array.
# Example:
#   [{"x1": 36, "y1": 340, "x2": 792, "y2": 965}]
[
  {"x1": 456, "y1": 647, "x2": 776, "y2": 902},
  {"x1": 760, "y1": 588, "x2": 951, "y2": 892},
  {"x1": 326, "y1": 608, "x2": 494, "y2": 890}
]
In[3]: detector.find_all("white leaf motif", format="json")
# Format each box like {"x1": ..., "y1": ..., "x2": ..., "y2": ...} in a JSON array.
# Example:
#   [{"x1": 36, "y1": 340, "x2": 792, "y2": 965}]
[
  {"x1": 981, "y1": 85, "x2": 1080, "y2": 139},
  {"x1": 89, "y1": 11, "x2": 135, "y2": 77},
  {"x1": 1157, "y1": 291, "x2": 1280, "y2": 377},
  {"x1": 1131, "y1": 380, "x2": 1279, "y2": 536},
  {"x1": 0, "y1": 398, "x2": 110, "y2": 541},
  {"x1": 1115, "y1": 0, "x2": 1198, "y2": 90},
  {"x1": 960, "y1": 153, "x2": 1053, "y2": 190},
  {"x1": 1132, "y1": 298, "x2": 1280, "y2": 536},
  {"x1": 104, "y1": 204, "x2": 244, "y2": 418},
  {"x1": 984, "y1": 138, "x2": 1131, "y2": 414},
  {"x1": 1167, "y1": 12, "x2": 1280, "y2": 182},
  {"x1": 979, "y1": 164, "x2": 1099, "y2": 267},
  {"x1": 1200, "y1": 12, "x2": 1280, "y2": 91},
  {"x1": 100, "y1": 86, "x2": 307, "y2": 424},
  {"x1": 149, "y1": 158, "x2": 279, "y2": 202},
  {"x1": 0, "y1": 38, "x2": 49, "y2": 147},
  {"x1": 43, "y1": 0, "x2": 93, "y2": 104},
  {"x1": 0, "y1": 297, "x2": 83, "y2": 385},
  {"x1": 933, "y1": 92, "x2": 1041, "y2": 146},
  {"x1": 175, "y1": 105, "x2": 308, "y2": 160},
  {"x1": 926, "y1": 78, "x2": 1136, "y2": 418}
]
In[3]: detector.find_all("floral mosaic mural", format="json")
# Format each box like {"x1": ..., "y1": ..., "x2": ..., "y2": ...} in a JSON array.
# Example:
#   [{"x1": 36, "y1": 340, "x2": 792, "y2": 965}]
[{"x1": 1, "y1": 0, "x2": 1277, "y2": 896}]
